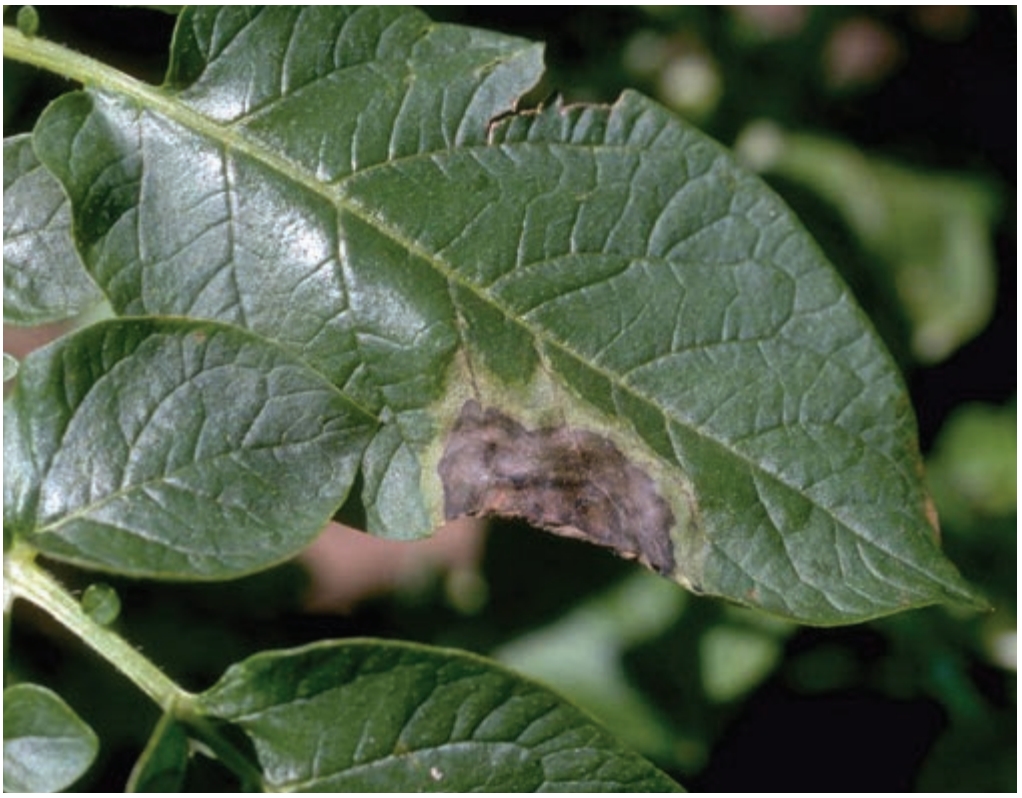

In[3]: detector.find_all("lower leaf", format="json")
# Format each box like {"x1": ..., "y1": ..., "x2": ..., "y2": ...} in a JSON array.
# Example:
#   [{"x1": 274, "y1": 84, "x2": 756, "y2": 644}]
[
  {"x1": 3, "y1": 683, "x2": 99, "y2": 792},
  {"x1": 127, "y1": 714, "x2": 190, "y2": 793},
  {"x1": 199, "y1": 639, "x2": 684, "y2": 792}
]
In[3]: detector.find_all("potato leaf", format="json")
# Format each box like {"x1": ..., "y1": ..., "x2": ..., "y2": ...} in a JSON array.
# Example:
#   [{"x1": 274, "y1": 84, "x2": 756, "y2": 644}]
[
  {"x1": 15, "y1": 6, "x2": 982, "y2": 622},
  {"x1": 4, "y1": 318, "x2": 375, "y2": 578},
  {"x1": 3, "y1": 683, "x2": 99, "y2": 792},
  {"x1": 199, "y1": 639, "x2": 683, "y2": 792}
]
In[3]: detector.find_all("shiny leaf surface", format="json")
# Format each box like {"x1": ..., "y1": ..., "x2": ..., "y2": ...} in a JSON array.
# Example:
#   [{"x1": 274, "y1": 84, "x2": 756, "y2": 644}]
[
  {"x1": 17, "y1": 6, "x2": 982, "y2": 622},
  {"x1": 4, "y1": 318, "x2": 375, "y2": 578},
  {"x1": 3, "y1": 683, "x2": 99, "y2": 792},
  {"x1": 200, "y1": 639, "x2": 683, "y2": 792},
  {"x1": 3, "y1": 134, "x2": 103, "y2": 325}
]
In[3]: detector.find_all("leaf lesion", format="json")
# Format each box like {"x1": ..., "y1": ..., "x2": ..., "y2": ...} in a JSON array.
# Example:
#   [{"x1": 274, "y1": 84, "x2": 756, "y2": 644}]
[{"x1": 438, "y1": 399, "x2": 677, "y2": 575}]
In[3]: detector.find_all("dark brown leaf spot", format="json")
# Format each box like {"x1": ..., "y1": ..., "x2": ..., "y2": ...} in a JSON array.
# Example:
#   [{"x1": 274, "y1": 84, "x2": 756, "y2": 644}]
[{"x1": 438, "y1": 400, "x2": 676, "y2": 574}]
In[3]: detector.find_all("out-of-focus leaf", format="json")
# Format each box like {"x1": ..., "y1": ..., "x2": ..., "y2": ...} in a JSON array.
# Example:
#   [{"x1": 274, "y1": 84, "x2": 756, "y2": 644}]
[
  {"x1": 3, "y1": 683, "x2": 99, "y2": 792},
  {"x1": 495, "y1": 572, "x2": 794, "y2": 759},
  {"x1": 3, "y1": 134, "x2": 104, "y2": 326},
  {"x1": 925, "y1": 399, "x2": 1015, "y2": 625},
  {"x1": 495, "y1": 572, "x2": 685, "y2": 761},
  {"x1": 737, "y1": 122, "x2": 999, "y2": 363},
  {"x1": 917, "y1": 711, "x2": 1016, "y2": 792},
  {"x1": 927, "y1": 399, "x2": 1017, "y2": 524},
  {"x1": 3, "y1": 318, "x2": 376, "y2": 579},
  {"x1": 699, "y1": 616, "x2": 789, "y2": 703},
  {"x1": 126, "y1": 713, "x2": 189, "y2": 793},
  {"x1": 199, "y1": 639, "x2": 683, "y2": 792}
]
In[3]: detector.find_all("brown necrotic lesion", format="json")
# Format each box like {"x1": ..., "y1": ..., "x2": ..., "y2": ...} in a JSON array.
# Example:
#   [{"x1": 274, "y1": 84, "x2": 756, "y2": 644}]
[{"x1": 438, "y1": 400, "x2": 676, "y2": 574}]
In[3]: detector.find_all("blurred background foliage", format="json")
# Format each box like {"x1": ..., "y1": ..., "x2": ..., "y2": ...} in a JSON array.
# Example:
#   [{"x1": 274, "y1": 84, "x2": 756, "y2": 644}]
[{"x1": 4, "y1": 6, "x2": 1015, "y2": 792}]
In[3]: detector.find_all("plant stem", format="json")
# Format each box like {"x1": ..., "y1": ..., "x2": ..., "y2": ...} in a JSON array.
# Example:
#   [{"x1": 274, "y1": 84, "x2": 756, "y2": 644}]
[
  {"x1": 3, "y1": 23, "x2": 156, "y2": 95},
  {"x1": 5, "y1": 548, "x2": 265, "y2": 788},
  {"x1": 5, "y1": 549, "x2": 190, "y2": 710}
]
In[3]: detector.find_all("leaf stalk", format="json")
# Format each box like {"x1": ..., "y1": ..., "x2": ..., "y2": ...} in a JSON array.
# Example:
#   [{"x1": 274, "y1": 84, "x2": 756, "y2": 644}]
[
  {"x1": 4, "y1": 23, "x2": 151, "y2": 95},
  {"x1": 4, "y1": 549, "x2": 266, "y2": 788},
  {"x1": 5, "y1": 548, "x2": 192, "y2": 710}
]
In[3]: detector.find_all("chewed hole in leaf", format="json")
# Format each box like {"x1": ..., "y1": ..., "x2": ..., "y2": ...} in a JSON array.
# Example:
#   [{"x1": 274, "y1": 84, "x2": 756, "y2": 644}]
[{"x1": 438, "y1": 400, "x2": 676, "y2": 574}]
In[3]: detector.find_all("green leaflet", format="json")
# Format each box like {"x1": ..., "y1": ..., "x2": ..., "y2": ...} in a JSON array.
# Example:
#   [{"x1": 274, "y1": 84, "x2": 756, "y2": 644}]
[
  {"x1": 4, "y1": 318, "x2": 375, "y2": 579},
  {"x1": 126, "y1": 714, "x2": 190, "y2": 792},
  {"x1": 738, "y1": 125, "x2": 999, "y2": 363},
  {"x1": 199, "y1": 639, "x2": 683, "y2": 792},
  {"x1": 13, "y1": 6, "x2": 981, "y2": 622},
  {"x1": 3, "y1": 683, "x2": 99, "y2": 792}
]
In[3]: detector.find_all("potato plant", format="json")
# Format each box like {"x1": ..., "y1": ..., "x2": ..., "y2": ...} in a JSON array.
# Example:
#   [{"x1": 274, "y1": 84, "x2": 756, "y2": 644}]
[{"x1": 3, "y1": 6, "x2": 984, "y2": 791}]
